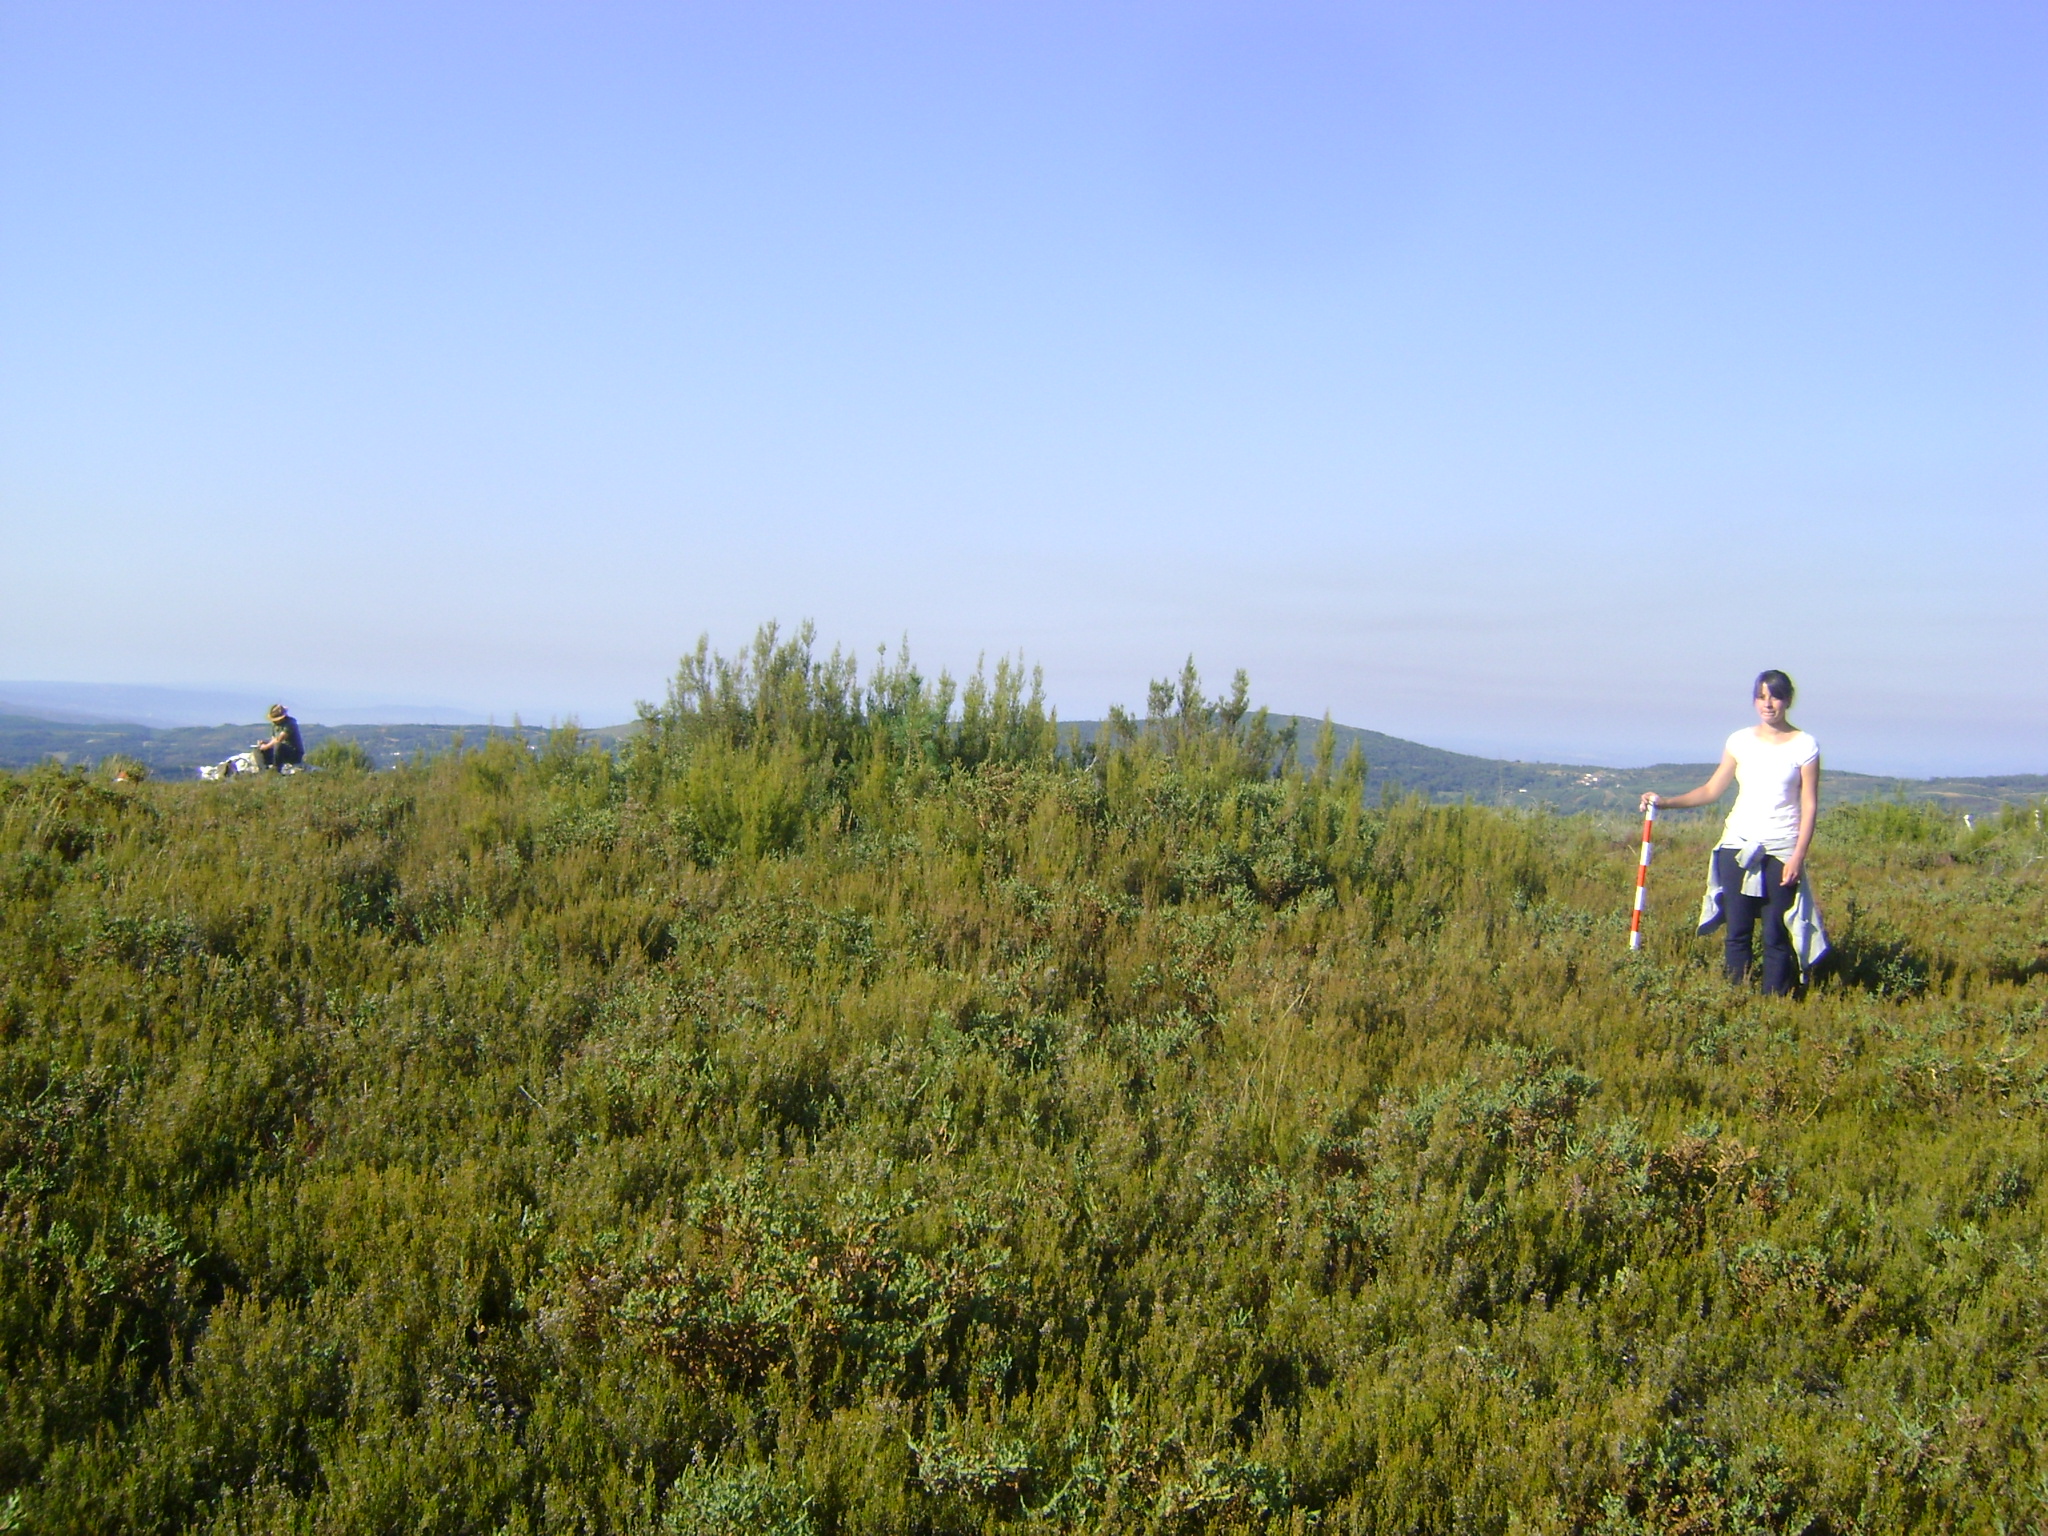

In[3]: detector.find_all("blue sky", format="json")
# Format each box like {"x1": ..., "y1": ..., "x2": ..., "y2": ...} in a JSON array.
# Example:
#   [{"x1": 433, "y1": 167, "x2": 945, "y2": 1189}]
[{"x1": 2, "y1": 1, "x2": 2042, "y2": 773}]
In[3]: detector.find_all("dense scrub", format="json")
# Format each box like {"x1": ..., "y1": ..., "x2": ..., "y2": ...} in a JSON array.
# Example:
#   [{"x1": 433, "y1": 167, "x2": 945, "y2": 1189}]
[{"x1": 3, "y1": 630, "x2": 2045, "y2": 1533}]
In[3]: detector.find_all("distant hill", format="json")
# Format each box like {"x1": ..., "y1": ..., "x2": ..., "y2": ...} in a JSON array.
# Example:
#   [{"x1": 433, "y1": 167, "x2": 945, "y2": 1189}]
[
  {"x1": 1326, "y1": 717, "x2": 2046, "y2": 816},
  {"x1": 1, "y1": 708, "x2": 2040, "y2": 815},
  {"x1": 1067, "y1": 716, "x2": 2046, "y2": 817},
  {"x1": 0, "y1": 715, "x2": 634, "y2": 777}
]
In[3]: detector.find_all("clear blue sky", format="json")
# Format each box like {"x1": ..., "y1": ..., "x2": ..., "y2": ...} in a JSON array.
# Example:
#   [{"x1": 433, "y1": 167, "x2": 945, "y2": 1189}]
[{"x1": 3, "y1": 1, "x2": 2042, "y2": 774}]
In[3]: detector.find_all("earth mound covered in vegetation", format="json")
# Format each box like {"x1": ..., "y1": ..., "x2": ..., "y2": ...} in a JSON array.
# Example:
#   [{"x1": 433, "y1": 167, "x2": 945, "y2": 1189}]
[{"x1": 3, "y1": 627, "x2": 2045, "y2": 1533}]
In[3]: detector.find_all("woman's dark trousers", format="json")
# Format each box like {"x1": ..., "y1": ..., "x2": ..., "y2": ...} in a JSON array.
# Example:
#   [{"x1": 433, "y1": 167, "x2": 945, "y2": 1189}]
[{"x1": 1715, "y1": 847, "x2": 1799, "y2": 995}]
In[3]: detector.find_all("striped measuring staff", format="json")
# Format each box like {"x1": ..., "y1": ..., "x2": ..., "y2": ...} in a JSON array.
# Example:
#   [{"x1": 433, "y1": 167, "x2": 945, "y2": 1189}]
[{"x1": 1628, "y1": 801, "x2": 1657, "y2": 950}]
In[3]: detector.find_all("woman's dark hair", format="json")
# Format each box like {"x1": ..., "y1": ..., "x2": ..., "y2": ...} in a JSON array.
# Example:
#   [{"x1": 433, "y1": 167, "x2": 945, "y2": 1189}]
[{"x1": 1754, "y1": 670, "x2": 1795, "y2": 704}]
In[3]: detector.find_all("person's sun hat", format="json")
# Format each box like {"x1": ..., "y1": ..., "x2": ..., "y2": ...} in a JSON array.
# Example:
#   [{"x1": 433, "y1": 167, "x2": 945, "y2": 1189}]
[{"x1": 267, "y1": 704, "x2": 289, "y2": 722}]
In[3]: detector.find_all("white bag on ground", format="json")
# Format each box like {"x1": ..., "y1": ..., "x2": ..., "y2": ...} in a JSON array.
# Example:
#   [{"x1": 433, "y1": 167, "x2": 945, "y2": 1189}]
[{"x1": 199, "y1": 750, "x2": 263, "y2": 781}]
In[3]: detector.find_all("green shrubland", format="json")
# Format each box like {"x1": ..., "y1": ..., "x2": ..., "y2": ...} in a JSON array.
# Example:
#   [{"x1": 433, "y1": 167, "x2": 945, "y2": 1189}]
[{"x1": 2, "y1": 625, "x2": 2044, "y2": 1534}]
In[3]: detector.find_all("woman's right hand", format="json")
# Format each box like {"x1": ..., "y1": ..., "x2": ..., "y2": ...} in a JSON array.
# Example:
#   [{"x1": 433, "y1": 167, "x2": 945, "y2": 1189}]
[{"x1": 1639, "y1": 791, "x2": 1659, "y2": 812}]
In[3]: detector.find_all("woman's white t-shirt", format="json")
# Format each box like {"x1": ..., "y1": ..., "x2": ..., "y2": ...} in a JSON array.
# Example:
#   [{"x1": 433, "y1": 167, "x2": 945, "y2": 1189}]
[{"x1": 1719, "y1": 728, "x2": 1819, "y2": 855}]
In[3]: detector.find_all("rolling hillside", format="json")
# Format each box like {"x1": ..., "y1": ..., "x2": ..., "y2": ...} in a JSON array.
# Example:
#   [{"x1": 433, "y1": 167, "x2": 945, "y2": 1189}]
[{"x1": 0, "y1": 715, "x2": 634, "y2": 777}]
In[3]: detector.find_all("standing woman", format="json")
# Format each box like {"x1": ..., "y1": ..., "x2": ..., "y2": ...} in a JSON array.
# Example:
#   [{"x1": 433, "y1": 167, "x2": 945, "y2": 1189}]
[{"x1": 1640, "y1": 671, "x2": 1825, "y2": 994}]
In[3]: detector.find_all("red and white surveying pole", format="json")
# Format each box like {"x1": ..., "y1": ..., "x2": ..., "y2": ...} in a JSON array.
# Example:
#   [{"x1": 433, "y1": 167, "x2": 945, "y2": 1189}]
[{"x1": 1628, "y1": 801, "x2": 1657, "y2": 950}]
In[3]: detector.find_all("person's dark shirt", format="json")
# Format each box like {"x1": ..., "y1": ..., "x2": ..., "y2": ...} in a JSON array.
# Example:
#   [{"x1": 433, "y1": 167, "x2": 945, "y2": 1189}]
[{"x1": 271, "y1": 715, "x2": 304, "y2": 761}]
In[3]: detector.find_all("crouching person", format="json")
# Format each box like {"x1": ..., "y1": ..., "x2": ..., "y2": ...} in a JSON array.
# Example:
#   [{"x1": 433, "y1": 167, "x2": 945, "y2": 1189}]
[{"x1": 257, "y1": 704, "x2": 303, "y2": 770}]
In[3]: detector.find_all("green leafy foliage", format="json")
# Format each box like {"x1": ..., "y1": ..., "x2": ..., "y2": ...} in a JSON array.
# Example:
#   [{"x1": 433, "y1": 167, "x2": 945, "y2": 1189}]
[
  {"x1": 307, "y1": 739, "x2": 373, "y2": 774},
  {"x1": 1, "y1": 628, "x2": 2044, "y2": 1532}
]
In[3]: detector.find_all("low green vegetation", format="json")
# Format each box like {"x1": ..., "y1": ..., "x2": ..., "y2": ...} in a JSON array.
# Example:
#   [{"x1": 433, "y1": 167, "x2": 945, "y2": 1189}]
[{"x1": 3, "y1": 625, "x2": 2044, "y2": 1533}]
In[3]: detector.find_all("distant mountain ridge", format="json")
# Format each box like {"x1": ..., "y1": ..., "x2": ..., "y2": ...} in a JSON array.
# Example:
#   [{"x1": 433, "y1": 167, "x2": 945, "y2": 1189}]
[
  {"x1": 1076, "y1": 716, "x2": 2046, "y2": 817},
  {"x1": 2, "y1": 707, "x2": 2040, "y2": 815},
  {"x1": 0, "y1": 715, "x2": 632, "y2": 777}
]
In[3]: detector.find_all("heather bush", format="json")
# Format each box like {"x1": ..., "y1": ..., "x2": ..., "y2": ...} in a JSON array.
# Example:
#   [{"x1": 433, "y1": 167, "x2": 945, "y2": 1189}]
[{"x1": 1, "y1": 628, "x2": 2043, "y2": 1532}]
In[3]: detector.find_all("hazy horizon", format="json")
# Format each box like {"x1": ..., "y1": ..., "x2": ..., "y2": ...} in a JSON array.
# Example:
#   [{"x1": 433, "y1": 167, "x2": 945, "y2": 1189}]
[{"x1": 3, "y1": 663, "x2": 2040, "y2": 782}]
